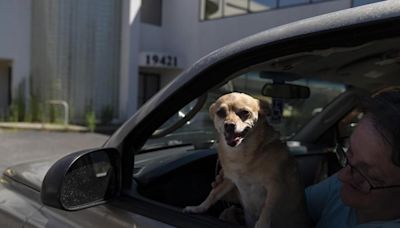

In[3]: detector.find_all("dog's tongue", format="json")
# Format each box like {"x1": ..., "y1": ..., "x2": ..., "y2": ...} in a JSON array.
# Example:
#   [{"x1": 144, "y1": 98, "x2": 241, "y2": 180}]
[{"x1": 225, "y1": 133, "x2": 243, "y2": 147}]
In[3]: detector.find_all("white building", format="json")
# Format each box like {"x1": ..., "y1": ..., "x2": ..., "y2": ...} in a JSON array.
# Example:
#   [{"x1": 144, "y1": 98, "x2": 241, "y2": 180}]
[{"x1": 0, "y1": 0, "x2": 384, "y2": 124}]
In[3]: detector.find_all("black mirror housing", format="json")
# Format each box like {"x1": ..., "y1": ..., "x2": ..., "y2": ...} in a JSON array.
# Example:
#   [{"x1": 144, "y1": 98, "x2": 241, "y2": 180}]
[
  {"x1": 41, "y1": 148, "x2": 121, "y2": 210},
  {"x1": 262, "y1": 83, "x2": 310, "y2": 99}
]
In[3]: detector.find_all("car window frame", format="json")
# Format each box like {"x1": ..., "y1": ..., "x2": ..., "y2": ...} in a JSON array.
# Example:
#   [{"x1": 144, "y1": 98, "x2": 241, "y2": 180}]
[{"x1": 112, "y1": 16, "x2": 400, "y2": 188}]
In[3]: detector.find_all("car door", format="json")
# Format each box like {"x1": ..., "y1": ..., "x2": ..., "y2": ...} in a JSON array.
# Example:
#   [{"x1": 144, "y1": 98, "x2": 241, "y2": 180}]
[{"x1": 104, "y1": 4, "x2": 400, "y2": 227}]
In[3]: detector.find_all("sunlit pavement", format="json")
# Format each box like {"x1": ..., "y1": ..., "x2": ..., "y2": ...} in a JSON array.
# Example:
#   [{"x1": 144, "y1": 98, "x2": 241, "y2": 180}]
[{"x1": 0, "y1": 129, "x2": 108, "y2": 172}]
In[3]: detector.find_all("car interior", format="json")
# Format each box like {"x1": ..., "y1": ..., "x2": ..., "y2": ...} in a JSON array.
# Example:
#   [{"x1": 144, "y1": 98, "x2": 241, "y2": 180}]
[
  {"x1": 132, "y1": 80, "x2": 361, "y2": 221},
  {"x1": 130, "y1": 35, "x2": 400, "y2": 225}
]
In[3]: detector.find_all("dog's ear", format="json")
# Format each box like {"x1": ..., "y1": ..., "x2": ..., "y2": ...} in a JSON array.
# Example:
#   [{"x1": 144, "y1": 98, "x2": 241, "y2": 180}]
[
  {"x1": 257, "y1": 99, "x2": 271, "y2": 117},
  {"x1": 209, "y1": 102, "x2": 216, "y2": 119}
]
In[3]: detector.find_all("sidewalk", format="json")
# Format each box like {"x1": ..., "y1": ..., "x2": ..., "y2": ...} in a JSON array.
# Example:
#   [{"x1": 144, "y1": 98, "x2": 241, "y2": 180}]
[{"x1": 0, "y1": 122, "x2": 89, "y2": 132}]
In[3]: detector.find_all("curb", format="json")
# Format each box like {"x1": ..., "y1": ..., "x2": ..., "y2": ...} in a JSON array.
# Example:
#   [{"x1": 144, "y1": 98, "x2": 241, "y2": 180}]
[{"x1": 0, "y1": 122, "x2": 89, "y2": 132}]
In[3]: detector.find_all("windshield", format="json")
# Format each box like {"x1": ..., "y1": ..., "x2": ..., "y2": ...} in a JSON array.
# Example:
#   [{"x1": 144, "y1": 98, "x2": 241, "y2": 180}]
[{"x1": 143, "y1": 71, "x2": 346, "y2": 151}]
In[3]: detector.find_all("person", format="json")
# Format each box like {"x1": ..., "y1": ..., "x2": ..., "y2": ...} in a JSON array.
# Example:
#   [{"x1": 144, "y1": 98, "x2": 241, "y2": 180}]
[{"x1": 306, "y1": 89, "x2": 400, "y2": 227}]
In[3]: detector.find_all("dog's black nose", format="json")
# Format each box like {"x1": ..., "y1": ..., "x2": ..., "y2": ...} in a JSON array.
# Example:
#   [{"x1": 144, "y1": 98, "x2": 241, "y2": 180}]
[{"x1": 224, "y1": 123, "x2": 235, "y2": 133}]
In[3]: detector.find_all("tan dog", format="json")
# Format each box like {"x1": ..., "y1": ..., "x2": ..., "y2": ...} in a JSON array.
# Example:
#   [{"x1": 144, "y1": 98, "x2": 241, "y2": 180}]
[{"x1": 183, "y1": 92, "x2": 310, "y2": 228}]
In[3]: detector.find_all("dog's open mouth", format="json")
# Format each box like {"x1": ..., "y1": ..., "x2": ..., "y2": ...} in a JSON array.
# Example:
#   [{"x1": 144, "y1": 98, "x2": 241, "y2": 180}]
[{"x1": 224, "y1": 128, "x2": 250, "y2": 147}]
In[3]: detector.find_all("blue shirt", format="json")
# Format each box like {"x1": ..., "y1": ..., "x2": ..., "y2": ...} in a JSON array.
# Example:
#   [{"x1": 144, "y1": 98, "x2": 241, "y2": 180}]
[{"x1": 305, "y1": 175, "x2": 400, "y2": 228}]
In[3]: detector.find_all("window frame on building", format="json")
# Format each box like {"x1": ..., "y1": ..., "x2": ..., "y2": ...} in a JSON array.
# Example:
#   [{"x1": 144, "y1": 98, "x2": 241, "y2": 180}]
[{"x1": 200, "y1": 0, "x2": 385, "y2": 21}]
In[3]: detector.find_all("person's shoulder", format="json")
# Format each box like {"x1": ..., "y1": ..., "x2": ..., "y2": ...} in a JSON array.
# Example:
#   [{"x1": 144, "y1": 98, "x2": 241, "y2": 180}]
[
  {"x1": 305, "y1": 174, "x2": 356, "y2": 228},
  {"x1": 306, "y1": 174, "x2": 341, "y2": 194}
]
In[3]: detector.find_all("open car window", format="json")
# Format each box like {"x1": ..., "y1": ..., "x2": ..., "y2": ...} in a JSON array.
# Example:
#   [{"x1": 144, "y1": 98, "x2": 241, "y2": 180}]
[
  {"x1": 142, "y1": 71, "x2": 346, "y2": 153},
  {"x1": 132, "y1": 70, "x2": 351, "y2": 221}
]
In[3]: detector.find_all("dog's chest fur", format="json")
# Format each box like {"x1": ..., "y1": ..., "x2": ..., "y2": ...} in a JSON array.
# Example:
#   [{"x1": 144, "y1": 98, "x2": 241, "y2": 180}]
[
  {"x1": 235, "y1": 175, "x2": 266, "y2": 220},
  {"x1": 218, "y1": 145, "x2": 271, "y2": 222}
]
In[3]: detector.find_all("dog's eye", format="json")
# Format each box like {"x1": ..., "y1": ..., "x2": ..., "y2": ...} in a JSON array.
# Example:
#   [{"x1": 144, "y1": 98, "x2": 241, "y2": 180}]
[
  {"x1": 216, "y1": 108, "x2": 227, "y2": 118},
  {"x1": 237, "y1": 110, "x2": 250, "y2": 119}
]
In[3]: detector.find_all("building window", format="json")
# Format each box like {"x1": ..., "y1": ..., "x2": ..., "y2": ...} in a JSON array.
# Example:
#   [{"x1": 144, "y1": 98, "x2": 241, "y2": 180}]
[
  {"x1": 200, "y1": 0, "x2": 338, "y2": 21},
  {"x1": 352, "y1": 0, "x2": 384, "y2": 7},
  {"x1": 141, "y1": 0, "x2": 162, "y2": 26},
  {"x1": 224, "y1": 0, "x2": 250, "y2": 17},
  {"x1": 139, "y1": 73, "x2": 160, "y2": 105},
  {"x1": 250, "y1": 0, "x2": 277, "y2": 12},
  {"x1": 201, "y1": 0, "x2": 222, "y2": 20}
]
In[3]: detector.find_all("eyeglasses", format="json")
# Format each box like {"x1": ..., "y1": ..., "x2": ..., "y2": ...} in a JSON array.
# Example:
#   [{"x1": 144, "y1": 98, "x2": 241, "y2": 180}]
[{"x1": 336, "y1": 143, "x2": 400, "y2": 193}]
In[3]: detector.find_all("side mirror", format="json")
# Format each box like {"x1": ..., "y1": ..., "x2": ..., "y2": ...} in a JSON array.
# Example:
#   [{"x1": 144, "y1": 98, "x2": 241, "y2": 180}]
[
  {"x1": 41, "y1": 148, "x2": 121, "y2": 210},
  {"x1": 262, "y1": 83, "x2": 310, "y2": 99}
]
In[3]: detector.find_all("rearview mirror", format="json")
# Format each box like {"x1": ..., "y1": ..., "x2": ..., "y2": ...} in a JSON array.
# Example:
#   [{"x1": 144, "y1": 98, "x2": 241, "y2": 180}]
[
  {"x1": 41, "y1": 148, "x2": 120, "y2": 210},
  {"x1": 262, "y1": 83, "x2": 310, "y2": 99}
]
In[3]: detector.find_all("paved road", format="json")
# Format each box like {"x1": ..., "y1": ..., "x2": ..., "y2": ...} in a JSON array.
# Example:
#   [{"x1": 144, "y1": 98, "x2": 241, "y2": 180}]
[{"x1": 0, "y1": 129, "x2": 109, "y2": 172}]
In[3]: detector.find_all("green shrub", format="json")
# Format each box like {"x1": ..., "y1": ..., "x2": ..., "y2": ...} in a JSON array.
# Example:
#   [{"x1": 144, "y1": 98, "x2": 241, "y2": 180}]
[
  {"x1": 7, "y1": 103, "x2": 19, "y2": 122},
  {"x1": 86, "y1": 111, "x2": 96, "y2": 132}
]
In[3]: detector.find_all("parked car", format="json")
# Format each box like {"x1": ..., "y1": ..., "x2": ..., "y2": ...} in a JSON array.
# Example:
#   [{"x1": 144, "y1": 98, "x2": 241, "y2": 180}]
[{"x1": 2, "y1": 1, "x2": 400, "y2": 227}]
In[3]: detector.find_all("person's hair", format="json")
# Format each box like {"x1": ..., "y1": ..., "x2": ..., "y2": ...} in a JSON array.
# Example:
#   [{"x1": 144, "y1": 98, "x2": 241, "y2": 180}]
[{"x1": 360, "y1": 88, "x2": 400, "y2": 167}]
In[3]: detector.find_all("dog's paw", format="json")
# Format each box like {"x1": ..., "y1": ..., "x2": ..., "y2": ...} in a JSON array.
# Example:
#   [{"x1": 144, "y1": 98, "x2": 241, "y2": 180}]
[{"x1": 182, "y1": 205, "x2": 207, "y2": 214}]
